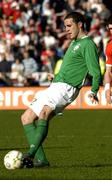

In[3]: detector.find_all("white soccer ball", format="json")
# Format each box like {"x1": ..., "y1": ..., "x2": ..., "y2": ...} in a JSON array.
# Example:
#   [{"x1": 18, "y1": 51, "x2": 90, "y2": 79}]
[{"x1": 4, "y1": 150, "x2": 23, "y2": 170}]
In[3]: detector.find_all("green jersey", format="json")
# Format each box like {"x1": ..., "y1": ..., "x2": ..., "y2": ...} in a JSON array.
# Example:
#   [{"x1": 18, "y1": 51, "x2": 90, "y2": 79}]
[{"x1": 53, "y1": 36, "x2": 101, "y2": 94}]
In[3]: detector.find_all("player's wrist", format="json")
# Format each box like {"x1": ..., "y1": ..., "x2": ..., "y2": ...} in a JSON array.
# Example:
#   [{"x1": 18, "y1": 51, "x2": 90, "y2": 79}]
[{"x1": 104, "y1": 83, "x2": 110, "y2": 91}]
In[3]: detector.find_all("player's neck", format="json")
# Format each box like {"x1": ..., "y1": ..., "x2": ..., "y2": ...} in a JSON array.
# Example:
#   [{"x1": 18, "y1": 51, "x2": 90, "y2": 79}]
[{"x1": 76, "y1": 32, "x2": 87, "y2": 40}]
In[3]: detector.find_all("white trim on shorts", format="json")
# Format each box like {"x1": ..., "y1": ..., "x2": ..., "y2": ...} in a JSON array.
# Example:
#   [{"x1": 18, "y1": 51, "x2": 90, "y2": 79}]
[{"x1": 29, "y1": 82, "x2": 80, "y2": 116}]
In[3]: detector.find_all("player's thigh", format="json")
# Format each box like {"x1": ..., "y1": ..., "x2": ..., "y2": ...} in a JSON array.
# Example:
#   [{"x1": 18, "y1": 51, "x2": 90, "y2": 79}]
[{"x1": 21, "y1": 108, "x2": 38, "y2": 125}]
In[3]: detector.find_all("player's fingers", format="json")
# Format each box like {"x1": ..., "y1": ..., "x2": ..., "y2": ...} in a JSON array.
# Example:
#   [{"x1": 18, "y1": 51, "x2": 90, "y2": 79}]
[
  {"x1": 107, "y1": 97, "x2": 111, "y2": 104},
  {"x1": 89, "y1": 97, "x2": 95, "y2": 104},
  {"x1": 90, "y1": 97, "x2": 99, "y2": 104}
]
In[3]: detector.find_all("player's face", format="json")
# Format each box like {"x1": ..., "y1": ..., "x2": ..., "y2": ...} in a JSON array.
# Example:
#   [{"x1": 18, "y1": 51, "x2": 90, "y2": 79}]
[
  {"x1": 108, "y1": 24, "x2": 112, "y2": 35},
  {"x1": 64, "y1": 18, "x2": 79, "y2": 39}
]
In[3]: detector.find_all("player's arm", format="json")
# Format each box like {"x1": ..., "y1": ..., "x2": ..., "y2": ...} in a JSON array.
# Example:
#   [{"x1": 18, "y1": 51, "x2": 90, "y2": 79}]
[
  {"x1": 83, "y1": 40, "x2": 102, "y2": 103},
  {"x1": 104, "y1": 66, "x2": 112, "y2": 104}
]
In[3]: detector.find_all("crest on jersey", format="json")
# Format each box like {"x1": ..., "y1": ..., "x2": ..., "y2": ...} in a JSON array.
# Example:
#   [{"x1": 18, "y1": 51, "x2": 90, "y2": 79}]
[{"x1": 73, "y1": 44, "x2": 80, "y2": 51}]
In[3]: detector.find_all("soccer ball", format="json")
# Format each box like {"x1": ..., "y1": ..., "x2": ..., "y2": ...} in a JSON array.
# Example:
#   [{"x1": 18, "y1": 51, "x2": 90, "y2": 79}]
[{"x1": 4, "y1": 150, "x2": 23, "y2": 170}]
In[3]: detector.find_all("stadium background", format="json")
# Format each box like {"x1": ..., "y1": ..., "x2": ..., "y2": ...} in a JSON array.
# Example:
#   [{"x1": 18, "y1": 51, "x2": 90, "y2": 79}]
[
  {"x1": 0, "y1": 0, "x2": 112, "y2": 109},
  {"x1": 0, "y1": 1, "x2": 112, "y2": 180}
]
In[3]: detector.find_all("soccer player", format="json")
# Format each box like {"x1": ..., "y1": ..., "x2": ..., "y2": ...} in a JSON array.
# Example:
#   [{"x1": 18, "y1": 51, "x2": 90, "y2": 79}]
[
  {"x1": 21, "y1": 11, "x2": 101, "y2": 168},
  {"x1": 104, "y1": 15, "x2": 112, "y2": 104}
]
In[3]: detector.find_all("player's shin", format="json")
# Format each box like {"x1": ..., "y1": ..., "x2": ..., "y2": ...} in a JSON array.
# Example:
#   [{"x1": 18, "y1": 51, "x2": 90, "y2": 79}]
[
  {"x1": 28, "y1": 119, "x2": 48, "y2": 158},
  {"x1": 23, "y1": 122, "x2": 49, "y2": 163},
  {"x1": 23, "y1": 123, "x2": 36, "y2": 146},
  {"x1": 34, "y1": 121, "x2": 49, "y2": 164}
]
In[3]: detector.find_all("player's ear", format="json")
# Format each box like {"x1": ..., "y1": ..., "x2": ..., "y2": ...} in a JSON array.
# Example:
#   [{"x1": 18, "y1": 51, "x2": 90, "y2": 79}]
[{"x1": 78, "y1": 22, "x2": 83, "y2": 29}]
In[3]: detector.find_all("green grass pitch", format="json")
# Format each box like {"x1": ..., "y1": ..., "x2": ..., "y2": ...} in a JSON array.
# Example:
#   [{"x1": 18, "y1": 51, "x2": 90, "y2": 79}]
[{"x1": 0, "y1": 110, "x2": 112, "y2": 180}]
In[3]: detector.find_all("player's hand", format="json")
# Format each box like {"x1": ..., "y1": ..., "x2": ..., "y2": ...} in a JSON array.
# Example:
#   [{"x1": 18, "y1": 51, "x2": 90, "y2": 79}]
[
  {"x1": 88, "y1": 92, "x2": 99, "y2": 104},
  {"x1": 47, "y1": 73, "x2": 54, "y2": 81},
  {"x1": 105, "y1": 89, "x2": 111, "y2": 104}
]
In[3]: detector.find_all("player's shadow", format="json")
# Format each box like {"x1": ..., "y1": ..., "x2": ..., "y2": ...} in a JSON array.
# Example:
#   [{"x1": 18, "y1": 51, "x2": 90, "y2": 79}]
[
  {"x1": 0, "y1": 145, "x2": 71, "y2": 151},
  {"x1": 0, "y1": 147, "x2": 27, "y2": 151},
  {"x1": 51, "y1": 163, "x2": 112, "y2": 168}
]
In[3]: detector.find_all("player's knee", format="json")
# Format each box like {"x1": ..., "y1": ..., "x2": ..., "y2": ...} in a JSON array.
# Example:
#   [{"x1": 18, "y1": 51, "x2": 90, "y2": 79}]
[
  {"x1": 39, "y1": 110, "x2": 47, "y2": 120},
  {"x1": 39, "y1": 106, "x2": 53, "y2": 120},
  {"x1": 21, "y1": 113, "x2": 28, "y2": 124},
  {"x1": 21, "y1": 108, "x2": 37, "y2": 125},
  {"x1": 21, "y1": 111, "x2": 31, "y2": 124}
]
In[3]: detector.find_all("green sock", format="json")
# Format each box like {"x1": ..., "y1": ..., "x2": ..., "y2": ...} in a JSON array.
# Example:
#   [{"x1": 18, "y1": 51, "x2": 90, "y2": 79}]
[
  {"x1": 35, "y1": 146, "x2": 48, "y2": 163},
  {"x1": 23, "y1": 122, "x2": 48, "y2": 162},
  {"x1": 27, "y1": 120, "x2": 48, "y2": 158},
  {"x1": 23, "y1": 123, "x2": 36, "y2": 145},
  {"x1": 34, "y1": 121, "x2": 49, "y2": 163}
]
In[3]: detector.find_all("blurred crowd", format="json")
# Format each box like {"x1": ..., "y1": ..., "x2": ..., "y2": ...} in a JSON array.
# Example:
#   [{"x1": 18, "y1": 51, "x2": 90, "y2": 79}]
[{"x1": 0, "y1": 0, "x2": 111, "y2": 87}]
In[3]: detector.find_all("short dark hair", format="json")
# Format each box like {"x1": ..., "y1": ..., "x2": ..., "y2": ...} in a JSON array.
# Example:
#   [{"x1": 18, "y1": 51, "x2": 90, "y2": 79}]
[
  {"x1": 64, "y1": 11, "x2": 86, "y2": 29},
  {"x1": 107, "y1": 15, "x2": 112, "y2": 26}
]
